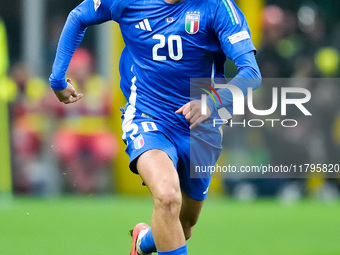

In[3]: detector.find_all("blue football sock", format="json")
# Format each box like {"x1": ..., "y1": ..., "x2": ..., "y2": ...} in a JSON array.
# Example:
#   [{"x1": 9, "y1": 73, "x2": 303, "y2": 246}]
[
  {"x1": 140, "y1": 228, "x2": 157, "y2": 254},
  {"x1": 157, "y1": 244, "x2": 188, "y2": 255}
]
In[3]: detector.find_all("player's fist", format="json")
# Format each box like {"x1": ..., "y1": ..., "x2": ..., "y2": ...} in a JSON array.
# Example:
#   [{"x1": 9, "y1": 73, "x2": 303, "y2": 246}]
[
  {"x1": 53, "y1": 79, "x2": 83, "y2": 104},
  {"x1": 176, "y1": 100, "x2": 211, "y2": 129}
]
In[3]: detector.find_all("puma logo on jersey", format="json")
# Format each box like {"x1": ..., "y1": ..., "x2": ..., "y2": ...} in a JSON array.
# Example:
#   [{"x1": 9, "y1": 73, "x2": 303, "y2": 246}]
[{"x1": 135, "y1": 19, "x2": 152, "y2": 31}]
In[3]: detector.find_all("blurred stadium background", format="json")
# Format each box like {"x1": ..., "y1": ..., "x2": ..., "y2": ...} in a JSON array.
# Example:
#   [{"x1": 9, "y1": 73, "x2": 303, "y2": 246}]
[{"x1": 0, "y1": 0, "x2": 340, "y2": 254}]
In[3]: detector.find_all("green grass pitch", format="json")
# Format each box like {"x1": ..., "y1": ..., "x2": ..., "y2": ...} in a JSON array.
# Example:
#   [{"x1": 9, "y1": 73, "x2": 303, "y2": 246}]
[{"x1": 0, "y1": 195, "x2": 339, "y2": 255}]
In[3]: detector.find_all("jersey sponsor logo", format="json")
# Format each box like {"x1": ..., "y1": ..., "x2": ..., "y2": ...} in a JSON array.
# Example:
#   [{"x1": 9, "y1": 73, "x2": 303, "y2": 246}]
[
  {"x1": 134, "y1": 134, "x2": 145, "y2": 149},
  {"x1": 165, "y1": 17, "x2": 175, "y2": 23},
  {"x1": 228, "y1": 31, "x2": 250, "y2": 44},
  {"x1": 135, "y1": 19, "x2": 152, "y2": 31},
  {"x1": 185, "y1": 12, "x2": 200, "y2": 35},
  {"x1": 93, "y1": 0, "x2": 101, "y2": 11}
]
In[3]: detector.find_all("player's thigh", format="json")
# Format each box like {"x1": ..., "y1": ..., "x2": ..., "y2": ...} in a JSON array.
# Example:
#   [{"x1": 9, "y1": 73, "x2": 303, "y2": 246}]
[
  {"x1": 122, "y1": 107, "x2": 178, "y2": 174},
  {"x1": 176, "y1": 131, "x2": 222, "y2": 201},
  {"x1": 122, "y1": 110, "x2": 181, "y2": 199},
  {"x1": 137, "y1": 149, "x2": 182, "y2": 205}
]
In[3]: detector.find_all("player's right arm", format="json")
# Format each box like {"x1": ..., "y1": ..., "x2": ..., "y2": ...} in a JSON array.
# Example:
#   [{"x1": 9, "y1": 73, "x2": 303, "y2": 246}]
[{"x1": 49, "y1": 0, "x2": 113, "y2": 103}]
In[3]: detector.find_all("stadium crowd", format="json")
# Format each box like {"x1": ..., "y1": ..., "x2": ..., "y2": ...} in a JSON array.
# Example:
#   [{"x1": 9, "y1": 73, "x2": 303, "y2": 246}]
[
  {"x1": 0, "y1": 1, "x2": 339, "y2": 198},
  {"x1": 223, "y1": 4, "x2": 340, "y2": 201}
]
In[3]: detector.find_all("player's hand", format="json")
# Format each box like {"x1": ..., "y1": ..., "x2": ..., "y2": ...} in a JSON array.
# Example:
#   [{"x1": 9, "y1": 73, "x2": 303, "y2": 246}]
[
  {"x1": 53, "y1": 79, "x2": 83, "y2": 104},
  {"x1": 176, "y1": 100, "x2": 211, "y2": 129}
]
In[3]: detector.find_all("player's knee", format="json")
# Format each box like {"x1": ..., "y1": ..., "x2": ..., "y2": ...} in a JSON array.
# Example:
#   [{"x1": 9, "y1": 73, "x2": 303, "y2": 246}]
[{"x1": 153, "y1": 187, "x2": 182, "y2": 216}]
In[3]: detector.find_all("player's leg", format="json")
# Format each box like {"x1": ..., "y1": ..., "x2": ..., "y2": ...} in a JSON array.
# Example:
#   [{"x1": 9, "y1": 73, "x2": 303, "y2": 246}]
[
  {"x1": 173, "y1": 126, "x2": 223, "y2": 242},
  {"x1": 135, "y1": 191, "x2": 204, "y2": 254},
  {"x1": 180, "y1": 191, "x2": 204, "y2": 240},
  {"x1": 136, "y1": 149, "x2": 187, "y2": 253},
  {"x1": 123, "y1": 109, "x2": 186, "y2": 254}
]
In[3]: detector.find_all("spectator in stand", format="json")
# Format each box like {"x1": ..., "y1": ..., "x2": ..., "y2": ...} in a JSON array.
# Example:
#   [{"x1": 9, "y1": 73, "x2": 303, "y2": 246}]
[
  {"x1": 53, "y1": 48, "x2": 118, "y2": 194},
  {"x1": 9, "y1": 63, "x2": 52, "y2": 195}
]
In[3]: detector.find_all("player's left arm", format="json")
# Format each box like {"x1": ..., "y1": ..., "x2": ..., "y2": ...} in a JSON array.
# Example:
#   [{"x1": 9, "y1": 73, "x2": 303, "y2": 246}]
[
  {"x1": 205, "y1": 0, "x2": 262, "y2": 115},
  {"x1": 176, "y1": 0, "x2": 261, "y2": 129},
  {"x1": 204, "y1": 51, "x2": 261, "y2": 116},
  {"x1": 176, "y1": 51, "x2": 261, "y2": 129}
]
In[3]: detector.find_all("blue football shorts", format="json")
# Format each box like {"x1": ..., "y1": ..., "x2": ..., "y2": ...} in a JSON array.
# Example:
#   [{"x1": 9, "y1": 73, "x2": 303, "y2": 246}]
[{"x1": 121, "y1": 104, "x2": 223, "y2": 201}]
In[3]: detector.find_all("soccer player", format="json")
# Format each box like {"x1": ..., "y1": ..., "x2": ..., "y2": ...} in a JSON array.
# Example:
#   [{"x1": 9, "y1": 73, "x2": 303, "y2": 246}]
[{"x1": 49, "y1": 0, "x2": 261, "y2": 254}]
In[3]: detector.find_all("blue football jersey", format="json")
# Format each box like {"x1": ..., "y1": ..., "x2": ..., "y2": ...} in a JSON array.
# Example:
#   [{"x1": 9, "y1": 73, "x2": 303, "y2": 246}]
[{"x1": 50, "y1": 0, "x2": 258, "y2": 129}]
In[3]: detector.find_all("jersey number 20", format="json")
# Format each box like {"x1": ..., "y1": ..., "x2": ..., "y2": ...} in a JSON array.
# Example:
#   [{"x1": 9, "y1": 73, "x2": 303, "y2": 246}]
[{"x1": 152, "y1": 34, "x2": 183, "y2": 61}]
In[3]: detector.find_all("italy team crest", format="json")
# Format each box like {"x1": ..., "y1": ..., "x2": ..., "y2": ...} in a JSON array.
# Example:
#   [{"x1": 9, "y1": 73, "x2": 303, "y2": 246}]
[
  {"x1": 134, "y1": 134, "x2": 145, "y2": 149},
  {"x1": 185, "y1": 12, "x2": 200, "y2": 35}
]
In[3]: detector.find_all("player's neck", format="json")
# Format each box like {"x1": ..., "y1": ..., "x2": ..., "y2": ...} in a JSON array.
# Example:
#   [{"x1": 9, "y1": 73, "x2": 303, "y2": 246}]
[{"x1": 164, "y1": 0, "x2": 185, "y2": 3}]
